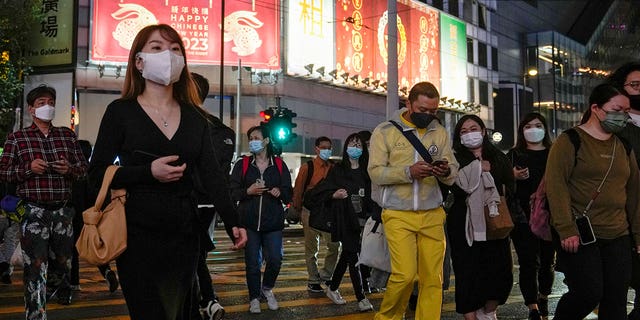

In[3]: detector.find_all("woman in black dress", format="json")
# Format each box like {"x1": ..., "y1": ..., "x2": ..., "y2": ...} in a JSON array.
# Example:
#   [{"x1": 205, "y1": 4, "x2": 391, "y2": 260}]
[
  {"x1": 307, "y1": 132, "x2": 375, "y2": 312},
  {"x1": 506, "y1": 113, "x2": 555, "y2": 320},
  {"x1": 89, "y1": 24, "x2": 247, "y2": 320},
  {"x1": 447, "y1": 115, "x2": 514, "y2": 320}
]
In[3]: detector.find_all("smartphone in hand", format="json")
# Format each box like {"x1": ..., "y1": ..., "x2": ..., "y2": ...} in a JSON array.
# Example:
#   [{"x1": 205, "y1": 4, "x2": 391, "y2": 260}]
[{"x1": 432, "y1": 160, "x2": 448, "y2": 167}]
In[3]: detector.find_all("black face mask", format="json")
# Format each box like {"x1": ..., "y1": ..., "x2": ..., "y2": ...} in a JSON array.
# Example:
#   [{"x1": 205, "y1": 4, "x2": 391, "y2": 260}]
[
  {"x1": 410, "y1": 112, "x2": 436, "y2": 129},
  {"x1": 629, "y1": 95, "x2": 640, "y2": 111}
]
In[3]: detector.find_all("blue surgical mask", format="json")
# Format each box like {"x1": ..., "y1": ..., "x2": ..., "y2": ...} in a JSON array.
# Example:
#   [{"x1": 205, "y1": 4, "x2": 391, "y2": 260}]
[
  {"x1": 319, "y1": 149, "x2": 332, "y2": 161},
  {"x1": 249, "y1": 140, "x2": 264, "y2": 154},
  {"x1": 347, "y1": 147, "x2": 363, "y2": 159}
]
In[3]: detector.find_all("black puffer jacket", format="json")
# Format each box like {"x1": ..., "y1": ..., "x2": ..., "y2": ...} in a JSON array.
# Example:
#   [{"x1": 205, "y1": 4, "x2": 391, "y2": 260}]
[{"x1": 229, "y1": 156, "x2": 292, "y2": 232}]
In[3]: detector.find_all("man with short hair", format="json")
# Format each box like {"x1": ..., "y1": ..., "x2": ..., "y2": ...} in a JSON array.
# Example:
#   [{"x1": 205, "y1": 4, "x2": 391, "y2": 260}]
[
  {"x1": 0, "y1": 85, "x2": 88, "y2": 318},
  {"x1": 292, "y1": 136, "x2": 341, "y2": 292},
  {"x1": 191, "y1": 72, "x2": 236, "y2": 320},
  {"x1": 369, "y1": 82, "x2": 458, "y2": 320}
]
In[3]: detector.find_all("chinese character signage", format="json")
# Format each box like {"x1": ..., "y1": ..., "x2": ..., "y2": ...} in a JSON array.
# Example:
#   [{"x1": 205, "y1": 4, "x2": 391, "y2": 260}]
[
  {"x1": 91, "y1": 0, "x2": 280, "y2": 69},
  {"x1": 334, "y1": 0, "x2": 440, "y2": 91},
  {"x1": 440, "y1": 13, "x2": 467, "y2": 101},
  {"x1": 286, "y1": 0, "x2": 335, "y2": 75},
  {"x1": 26, "y1": 0, "x2": 75, "y2": 67}
]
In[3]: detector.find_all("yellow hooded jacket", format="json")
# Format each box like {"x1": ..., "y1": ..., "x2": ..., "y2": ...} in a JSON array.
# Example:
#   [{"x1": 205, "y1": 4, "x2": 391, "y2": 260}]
[{"x1": 368, "y1": 108, "x2": 459, "y2": 211}]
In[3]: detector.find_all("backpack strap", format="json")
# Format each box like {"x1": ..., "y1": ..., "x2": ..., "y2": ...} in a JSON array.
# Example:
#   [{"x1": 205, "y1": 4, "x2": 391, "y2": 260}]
[
  {"x1": 274, "y1": 156, "x2": 283, "y2": 175},
  {"x1": 618, "y1": 135, "x2": 633, "y2": 156},
  {"x1": 564, "y1": 128, "x2": 581, "y2": 167},
  {"x1": 241, "y1": 156, "x2": 250, "y2": 180},
  {"x1": 303, "y1": 160, "x2": 314, "y2": 192},
  {"x1": 564, "y1": 127, "x2": 632, "y2": 167}
]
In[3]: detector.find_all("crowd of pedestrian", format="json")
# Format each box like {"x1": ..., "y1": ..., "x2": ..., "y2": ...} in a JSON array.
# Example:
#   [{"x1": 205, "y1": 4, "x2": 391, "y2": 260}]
[{"x1": 3, "y1": 23, "x2": 640, "y2": 320}]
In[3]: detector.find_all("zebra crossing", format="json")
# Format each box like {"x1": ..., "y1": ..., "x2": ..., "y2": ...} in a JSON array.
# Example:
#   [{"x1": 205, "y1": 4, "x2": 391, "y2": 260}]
[{"x1": 0, "y1": 225, "x2": 618, "y2": 319}]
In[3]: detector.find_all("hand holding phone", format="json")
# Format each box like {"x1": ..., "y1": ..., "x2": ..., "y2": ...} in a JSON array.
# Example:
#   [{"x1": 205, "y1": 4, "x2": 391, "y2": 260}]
[{"x1": 432, "y1": 160, "x2": 448, "y2": 167}]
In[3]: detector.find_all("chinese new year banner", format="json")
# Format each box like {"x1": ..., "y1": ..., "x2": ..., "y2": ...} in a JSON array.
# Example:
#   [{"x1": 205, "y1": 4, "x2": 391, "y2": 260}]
[
  {"x1": 335, "y1": 0, "x2": 439, "y2": 90},
  {"x1": 91, "y1": 0, "x2": 280, "y2": 69}
]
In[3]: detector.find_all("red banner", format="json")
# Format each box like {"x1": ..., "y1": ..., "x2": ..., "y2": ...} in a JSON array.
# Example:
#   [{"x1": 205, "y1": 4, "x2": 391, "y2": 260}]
[
  {"x1": 335, "y1": 0, "x2": 439, "y2": 90},
  {"x1": 91, "y1": 0, "x2": 280, "y2": 69}
]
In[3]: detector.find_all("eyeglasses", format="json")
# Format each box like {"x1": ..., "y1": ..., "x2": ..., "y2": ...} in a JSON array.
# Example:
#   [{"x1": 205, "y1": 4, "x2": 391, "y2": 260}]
[{"x1": 624, "y1": 81, "x2": 640, "y2": 90}]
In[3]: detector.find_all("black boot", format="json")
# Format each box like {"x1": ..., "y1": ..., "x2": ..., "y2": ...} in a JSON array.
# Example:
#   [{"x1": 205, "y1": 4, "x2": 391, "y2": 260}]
[{"x1": 0, "y1": 262, "x2": 10, "y2": 284}]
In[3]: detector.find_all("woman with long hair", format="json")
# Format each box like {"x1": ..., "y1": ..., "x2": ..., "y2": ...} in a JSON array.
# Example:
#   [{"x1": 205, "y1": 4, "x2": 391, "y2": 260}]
[
  {"x1": 89, "y1": 24, "x2": 247, "y2": 319},
  {"x1": 229, "y1": 125, "x2": 292, "y2": 314},
  {"x1": 307, "y1": 132, "x2": 375, "y2": 312},
  {"x1": 506, "y1": 113, "x2": 555, "y2": 320},
  {"x1": 448, "y1": 114, "x2": 514, "y2": 320},
  {"x1": 546, "y1": 83, "x2": 640, "y2": 319}
]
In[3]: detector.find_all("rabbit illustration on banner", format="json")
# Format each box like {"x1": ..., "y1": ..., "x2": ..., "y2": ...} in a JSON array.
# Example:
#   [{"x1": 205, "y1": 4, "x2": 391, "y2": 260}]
[
  {"x1": 222, "y1": 11, "x2": 264, "y2": 56},
  {"x1": 111, "y1": 3, "x2": 158, "y2": 50}
]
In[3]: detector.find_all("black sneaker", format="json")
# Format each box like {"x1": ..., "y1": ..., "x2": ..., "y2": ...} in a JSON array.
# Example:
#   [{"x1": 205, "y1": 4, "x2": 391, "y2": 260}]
[
  {"x1": 408, "y1": 293, "x2": 418, "y2": 311},
  {"x1": 0, "y1": 262, "x2": 9, "y2": 284},
  {"x1": 538, "y1": 297, "x2": 549, "y2": 316},
  {"x1": 307, "y1": 283, "x2": 323, "y2": 292},
  {"x1": 105, "y1": 269, "x2": 119, "y2": 293},
  {"x1": 528, "y1": 309, "x2": 542, "y2": 320},
  {"x1": 57, "y1": 286, "x2": 72, "y2": 305},
  {"x1": 0, "y1": 272, "x2": 10, "y2": 284}
]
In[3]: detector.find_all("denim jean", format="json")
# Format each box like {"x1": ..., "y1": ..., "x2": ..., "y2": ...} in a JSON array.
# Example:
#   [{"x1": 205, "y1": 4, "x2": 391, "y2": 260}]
[
  {"x1": 553, "y1": 235, "x2": 631, "y2": 320},
  {"x1": 244, "y1": 229, "x2": 283, "y2": 300}
]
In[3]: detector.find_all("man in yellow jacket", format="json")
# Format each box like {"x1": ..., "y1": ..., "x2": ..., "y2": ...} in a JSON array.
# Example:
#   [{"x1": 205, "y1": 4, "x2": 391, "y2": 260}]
[{"x1": 368, "y1": 81, "x2": 458, "y2": 320}]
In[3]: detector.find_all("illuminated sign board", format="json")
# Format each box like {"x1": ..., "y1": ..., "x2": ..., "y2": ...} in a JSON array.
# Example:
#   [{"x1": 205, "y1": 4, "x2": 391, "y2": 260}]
[
  {"x1": 335, "y1": 0, "x2": 440, "y2": 91},
  {"x1": 91, "y1": 0, "x2": 280, "y2": 69},
  {"x1": 440, "y1": 13, "x2": 467, "y2": 101},
  {"x1": 286, "y1": 0, "x2": 335, "y2": 76},
  {"x1": 26, "y1": 0, "x2": 75, "y2": 67}
]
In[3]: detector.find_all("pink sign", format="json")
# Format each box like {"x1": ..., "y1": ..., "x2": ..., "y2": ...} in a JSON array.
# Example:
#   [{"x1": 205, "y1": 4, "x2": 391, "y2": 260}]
[{"x1": 91, "y1": 0, "x2": 280, "y2": 69}]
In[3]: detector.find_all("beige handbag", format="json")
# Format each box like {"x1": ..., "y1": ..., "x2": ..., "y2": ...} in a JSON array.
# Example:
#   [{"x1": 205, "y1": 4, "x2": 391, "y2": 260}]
[
  {"x1": 485, "y1": 185, "x2": 514, "y2": 240},
  {"x1": 75, "y1": 165, "x2": 127, "y2": 265}
]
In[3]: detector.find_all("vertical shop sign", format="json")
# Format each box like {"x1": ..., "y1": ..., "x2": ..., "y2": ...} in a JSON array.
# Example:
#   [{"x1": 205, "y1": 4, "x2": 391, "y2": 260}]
[
  {"x1": 26, "y1": 0, "x2": 75, "y2": 67},
  {"x1": 286, "y1": 0, "x2": 335, "y2": 75},
  {"x1": 440, "y1": 13, "x2": 467, "y2": 101}
]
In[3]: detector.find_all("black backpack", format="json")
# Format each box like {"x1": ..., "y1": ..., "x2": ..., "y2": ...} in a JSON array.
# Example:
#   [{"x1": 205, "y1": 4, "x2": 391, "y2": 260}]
[{"x1": 206, "y1": 114, "x2": 236, "y2": 176}]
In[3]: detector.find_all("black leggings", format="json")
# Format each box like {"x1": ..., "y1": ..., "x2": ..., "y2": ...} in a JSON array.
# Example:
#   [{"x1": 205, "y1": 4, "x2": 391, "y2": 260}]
[
  {"x1": 511, "y1": 222, "x2": 556, "y2": 305},
  {"x1": 329, "y1": 250, "x2": 365, "y2": 301}
]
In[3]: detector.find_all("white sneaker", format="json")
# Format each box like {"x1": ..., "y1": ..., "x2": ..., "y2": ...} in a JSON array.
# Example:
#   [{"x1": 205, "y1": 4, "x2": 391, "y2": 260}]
[
  {"x1": 326, "y1": 288, "x2": 346, "y2": 305},
  {"x1": 358, "y1": 298, "x2": 374, "y2": 312},
  {"x1": 200, "y1": 300, "x2": 225, "y2": 320},
  {"x1": 261, "y1": 288, "x2": 279, "y2": 310},
  {"x1": 249, "y1": 298, "x2": 261, "y2": 314},
  {"x1": 475, "y1": 308, "x2": 497, "y2": 320}
]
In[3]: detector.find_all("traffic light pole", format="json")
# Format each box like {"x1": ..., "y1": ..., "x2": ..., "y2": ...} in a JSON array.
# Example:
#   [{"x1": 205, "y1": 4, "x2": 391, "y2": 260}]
[{"x1": 235, "y1": 59, "x2": 242, "y2": 160}]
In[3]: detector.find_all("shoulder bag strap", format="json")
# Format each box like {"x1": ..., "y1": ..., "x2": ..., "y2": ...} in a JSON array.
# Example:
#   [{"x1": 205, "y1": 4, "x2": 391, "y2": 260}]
[
  {"x1": 93, "y1": 165, "x2": 120, "y2": 211},
  {"x1": 388, "y1": 120, "x2": 434, "y2": 163},
  {"x1": 581, "y1": 138, "x2": 617, "y2": 216}
]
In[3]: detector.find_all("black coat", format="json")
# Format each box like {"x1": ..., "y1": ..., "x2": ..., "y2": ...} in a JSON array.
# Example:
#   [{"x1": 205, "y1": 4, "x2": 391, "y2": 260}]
[
  {"x1": 306, "y1": 164, "x2": 374, "y2": 252},
  {"x1": 229, "y1": 156, "x2": 292, "y2": 232}
]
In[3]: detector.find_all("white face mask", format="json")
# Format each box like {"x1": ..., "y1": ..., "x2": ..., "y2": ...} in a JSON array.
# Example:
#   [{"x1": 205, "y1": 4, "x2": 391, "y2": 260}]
[
  {"x1": 34, "y1": 104, "x2": 55, "y2": 122},
  {"x1": 629, "y1": 113, "x2": 640, "y2": 127},
  {"x1": 523, "y1": 127, "x2": 545, "y2": 143},
  {"x1": 136, "y1": 50, "x2": 185, "y2": 86},
  {"x1": 460, "y1": 131, "x2": 483, "y2": 149}
]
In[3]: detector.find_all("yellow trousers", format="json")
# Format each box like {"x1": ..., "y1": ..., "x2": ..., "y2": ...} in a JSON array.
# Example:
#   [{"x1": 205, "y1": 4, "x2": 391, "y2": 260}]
[{"x1": 374, "y1": 207, "x2": 446, "y2": 320}]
